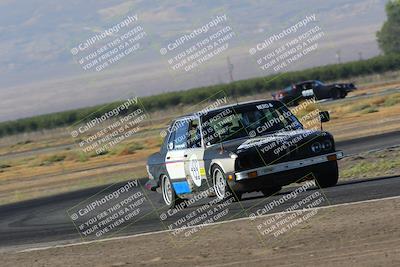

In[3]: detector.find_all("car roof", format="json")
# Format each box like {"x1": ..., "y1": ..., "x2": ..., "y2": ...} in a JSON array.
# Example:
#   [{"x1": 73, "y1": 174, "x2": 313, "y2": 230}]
[
  {"x1": 295, "y1": 80, "x2": 317, "y2": 84},
  {"x1": 175, "y1": 99, "x2": 281, "y2": 121}
]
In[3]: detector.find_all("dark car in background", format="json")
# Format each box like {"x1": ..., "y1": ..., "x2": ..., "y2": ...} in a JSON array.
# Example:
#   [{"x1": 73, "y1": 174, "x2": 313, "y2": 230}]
[{"x1": 272, "y1": 80, "x2": 356, "y2": 105}]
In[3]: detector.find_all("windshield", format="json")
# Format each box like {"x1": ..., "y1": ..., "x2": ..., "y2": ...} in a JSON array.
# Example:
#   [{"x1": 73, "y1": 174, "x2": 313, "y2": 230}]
[{"x1": 201, "y1": 101, "x2": 303, "y2": 146}]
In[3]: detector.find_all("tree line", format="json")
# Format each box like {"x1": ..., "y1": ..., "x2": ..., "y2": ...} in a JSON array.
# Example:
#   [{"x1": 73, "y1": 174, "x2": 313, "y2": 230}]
[{"x1": 1, "y1": 54, "x2": 400, "y2": 137}]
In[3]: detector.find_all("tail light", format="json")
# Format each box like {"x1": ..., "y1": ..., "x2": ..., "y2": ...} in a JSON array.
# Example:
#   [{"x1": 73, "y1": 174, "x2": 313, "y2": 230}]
[
  {"x1": 276, "y1": 91, "x2": 287, "y2": 99},
  {"x1": 273, "y1": 90, "x2": 287, "y2": 100}
]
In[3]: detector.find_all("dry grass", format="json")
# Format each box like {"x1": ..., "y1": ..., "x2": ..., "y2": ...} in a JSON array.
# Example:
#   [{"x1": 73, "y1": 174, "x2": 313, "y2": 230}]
[{"x1": 339, "y1": 147, "x2": 400, "y2": 180}]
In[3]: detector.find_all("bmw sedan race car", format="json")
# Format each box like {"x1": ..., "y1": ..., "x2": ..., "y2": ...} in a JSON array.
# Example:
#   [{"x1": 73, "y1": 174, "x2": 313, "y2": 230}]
[
  {"x1": 272, "y1": 80, "x2": 356, "y2": 105},
  {"x1": 145, "y1": 100, "x2": 344, "y2": 208}
]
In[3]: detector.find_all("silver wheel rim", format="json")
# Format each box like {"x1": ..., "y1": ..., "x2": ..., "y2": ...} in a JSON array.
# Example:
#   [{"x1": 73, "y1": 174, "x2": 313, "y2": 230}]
[
  {"x1": 162, "y1": 176, "x2": 172, "y2": 205},
  {"x1": 213, "y1": 169, "x2": 226, "y2": 200}
]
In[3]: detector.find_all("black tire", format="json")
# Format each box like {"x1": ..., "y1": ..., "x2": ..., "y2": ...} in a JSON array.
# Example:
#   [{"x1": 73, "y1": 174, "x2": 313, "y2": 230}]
[
  {"x1": 161, "y1": 174, "x2": 182, "y2": 208},
  {"x1": 261, "y1": 186, "x2": 282, "y2": 197},
  {"x1": 212, "y1": 166, "x2": 242, "y2": 201},
  {"x1": 340, "y1": 91, "x2": 347, "y2": 98},
  {"x1": 331, "y1": 89, "x2": 341, "y2": 99},
  {"x1": 314, "y1": 161, "x2": 339, "y2": 188}
]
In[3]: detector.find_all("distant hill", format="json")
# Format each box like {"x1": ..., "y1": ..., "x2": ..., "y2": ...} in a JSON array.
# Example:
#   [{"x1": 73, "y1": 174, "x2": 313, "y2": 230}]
[{"x1": 0, "y1": 0, "x2": 388, "y2": 121}]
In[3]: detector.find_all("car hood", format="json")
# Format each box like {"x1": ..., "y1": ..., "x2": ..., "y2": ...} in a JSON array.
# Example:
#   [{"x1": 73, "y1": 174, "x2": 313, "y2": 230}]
[
  {"x1": 215, "y1": 129, "x2": 334, "y2": 170},
  {"x1": 327, "y1": 82, "x2": 356, "y2": 88},
  {"x1": 217, "y1": 129, "x2": 328, "y2": 152}
]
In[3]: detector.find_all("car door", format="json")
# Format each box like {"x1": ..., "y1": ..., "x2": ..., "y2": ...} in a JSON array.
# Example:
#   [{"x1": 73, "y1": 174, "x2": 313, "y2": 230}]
[
  {"x1": 312, "y1": 81, "x2": 327, "y2": 99},
  {"x1": 183, "y1": 118, "x2": 209, "y2": 193},
  {"x1": 165, "y1": 118, "x2": 207, "y2": 195},
  {"x1": 165, "y1": 120, "x2": 189, "y2": 189},
  {"x1": 301, "y1": 82, "x2": 315, "y2": 99}
]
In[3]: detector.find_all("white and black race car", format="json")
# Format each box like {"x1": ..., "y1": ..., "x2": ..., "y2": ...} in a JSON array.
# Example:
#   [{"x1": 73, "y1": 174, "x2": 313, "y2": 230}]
[{"x1": 145, "y1": 100, "x2": 344, "y2": 208}]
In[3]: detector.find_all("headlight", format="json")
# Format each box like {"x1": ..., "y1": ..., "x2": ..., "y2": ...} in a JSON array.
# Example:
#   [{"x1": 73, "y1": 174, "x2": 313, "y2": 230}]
[
  {"x1": 322, "y1": 140, "x2": 332, "y2": 151},
  {"x1": 229, "y1": 152, "x2": 238, "y2": 159},
  {"x1": 311, "y1": 142, "x2": 322, "y2": 153}
]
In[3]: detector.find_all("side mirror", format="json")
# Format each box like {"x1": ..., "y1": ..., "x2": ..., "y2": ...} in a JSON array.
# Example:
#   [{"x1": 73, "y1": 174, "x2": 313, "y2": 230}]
[{"x1": 319, "y1": 111, "x2": 330, "y2": 123}]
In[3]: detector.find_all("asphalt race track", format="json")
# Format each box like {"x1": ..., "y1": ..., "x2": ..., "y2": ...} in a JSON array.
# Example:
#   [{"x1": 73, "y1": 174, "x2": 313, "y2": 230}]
[
  {"x1": 337, "y1": 130, "x2": 400, "y2": 155},
  {"x1": 0, "y1": 132, "x2": 399, "y2": 250}
]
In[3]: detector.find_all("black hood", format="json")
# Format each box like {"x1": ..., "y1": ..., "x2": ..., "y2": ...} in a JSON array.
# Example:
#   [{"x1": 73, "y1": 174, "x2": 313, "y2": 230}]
[
  {"x1": 214, "y1": 129, "x2": 334, "y2": 171},
  {"x1": 328, "y1": 82, "x2": 356, "y2": 89},
  {"x1": 217, "y1": 129, "x2": 330, "y2": 151}
]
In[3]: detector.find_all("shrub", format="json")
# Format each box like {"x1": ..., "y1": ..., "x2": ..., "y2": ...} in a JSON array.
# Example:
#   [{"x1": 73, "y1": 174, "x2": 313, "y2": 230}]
[
  {"x1": 39, "y1": 154, "x2": 66, "y2": 166},
  {"x1": 119, "y1": 143, "x2": 145, "y2": 155},
  {"x1": 350, "y1": 104, "x2": 371, "y2": 112},
  {"x1": 361, "y1": 107, "x2": 379, "y2": 114},
  {"x1": 383, "y1": 96, "x2": 400, "y2": 107},
  {"x1": 0, "y1": 163, "x2": 11, "y2": 169}
]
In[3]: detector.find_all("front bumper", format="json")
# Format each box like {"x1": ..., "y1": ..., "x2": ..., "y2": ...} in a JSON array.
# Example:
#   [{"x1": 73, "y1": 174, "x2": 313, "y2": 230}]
[{"x1": 235, "y1": 151, "x2": 344, "y2": 181}]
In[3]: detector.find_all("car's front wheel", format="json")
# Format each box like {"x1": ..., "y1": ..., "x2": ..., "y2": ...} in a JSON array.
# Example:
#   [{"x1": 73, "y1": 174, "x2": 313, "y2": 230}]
[
  {"x1": 212, "y1": 166, "x2": 242, "y2": 201},
  {"x1": 161, "y1": 174, "x2": 181, "y2": 208},
  {"x1": 314, "y1": 161, "x2": 339, "y2": 188},
  {"x1": 331, "y1": 88, "x2": 341, "y2": 99}
]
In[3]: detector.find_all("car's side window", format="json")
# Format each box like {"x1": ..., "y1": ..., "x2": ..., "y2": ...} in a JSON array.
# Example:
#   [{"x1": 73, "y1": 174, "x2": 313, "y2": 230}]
[
  {"x1": 187, "y1": 118, "x2": 202, "y2": 148},
  {"x1": 304, "y1": 83, "x2": 313, "y2": 90},
  {"x1": 167, "y1": 127, "x2": 175, "y2": 150},
  {"x1": 172, "y1": 120, "x2": 189, "y2": 150}
]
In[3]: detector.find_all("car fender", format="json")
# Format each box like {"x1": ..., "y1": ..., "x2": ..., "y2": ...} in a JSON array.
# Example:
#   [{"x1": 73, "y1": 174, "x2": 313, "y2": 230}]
[{"x1": 208, "y1": 158, "x2": 235, "y2": 176}]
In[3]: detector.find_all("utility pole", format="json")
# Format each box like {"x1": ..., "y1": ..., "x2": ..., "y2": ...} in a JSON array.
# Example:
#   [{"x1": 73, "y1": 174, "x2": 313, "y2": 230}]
[
  {"x1": 358, "y1": 52, "x2": 363, "y2": 61},
  {"x1": 226, "y1": 56, "x2": 238, "y2": 104},
  {"x1": 336, "y1": 50, "x2": 341, "y2": 64},
  {"x1": 227, "y1": 56, "x2": 234, "y2": 83}
]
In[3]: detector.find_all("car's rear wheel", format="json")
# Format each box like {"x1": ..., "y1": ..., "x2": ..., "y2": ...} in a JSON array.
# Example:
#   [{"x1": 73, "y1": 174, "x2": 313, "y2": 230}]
[
  {"x1": 161, "y1": 174, "x2": 181, "y2": 208},
  {"x1": 212, "y1": 166, "x2": 242, "y2": 201},
  {"x1": 314, "y1": 161, "x2": 339, "y2": 188}
]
